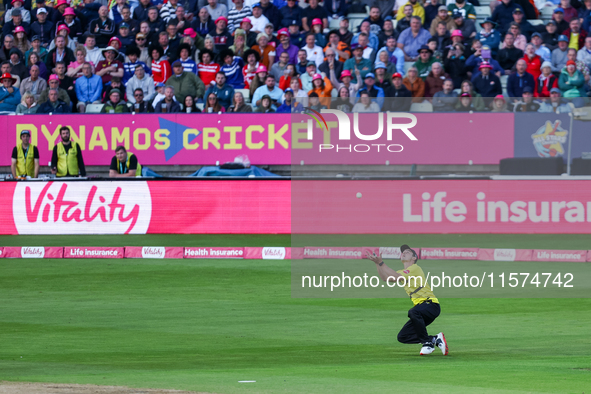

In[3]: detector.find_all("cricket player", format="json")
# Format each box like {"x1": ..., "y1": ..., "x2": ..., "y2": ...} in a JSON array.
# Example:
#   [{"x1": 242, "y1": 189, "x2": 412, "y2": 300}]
[{"x1": 366, "y1": 244, "x2": 448, "y2": 356}]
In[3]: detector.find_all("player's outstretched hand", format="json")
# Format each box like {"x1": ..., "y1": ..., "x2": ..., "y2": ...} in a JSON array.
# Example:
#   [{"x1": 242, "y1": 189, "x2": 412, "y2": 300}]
[{"x1": 365, "y1": 251, "x2": 383, "y2": 265}]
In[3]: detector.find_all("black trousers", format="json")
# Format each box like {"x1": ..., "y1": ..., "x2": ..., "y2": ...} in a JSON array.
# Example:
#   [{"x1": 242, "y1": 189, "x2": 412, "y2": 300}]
[{"x1": 397, "y1": 301, "x2": 441, "y2": 344}]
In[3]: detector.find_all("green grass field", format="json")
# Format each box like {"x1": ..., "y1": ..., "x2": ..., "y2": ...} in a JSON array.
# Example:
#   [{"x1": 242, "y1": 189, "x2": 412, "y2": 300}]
[{"x1": 1, "y1": 234, "x2": 590, "y2": 393}]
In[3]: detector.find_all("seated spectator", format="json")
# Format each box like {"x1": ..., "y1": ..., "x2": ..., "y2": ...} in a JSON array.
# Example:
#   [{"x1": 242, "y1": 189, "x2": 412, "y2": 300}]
[
  {"x1": 431, "y1": 78, "x2": 457, "y2": 110},
  {"x1": 330, "y1": 68, "x2": 361, "y2": 100},
  {"x1": 37, "y1": 87, "x2": 69, "y2": 113},
  {"x1": 352, "y1": 90, "x2": 380, "y2": 112},
  {"x1": 430, "y1": 5, "x2": 456, "y2": 36},
  {"x1": 151, "y1": 45, "x2": 172, "y2": 85},
  {"x1": 205, "y1": 71, "x2": 234, "y2": 108},
  {"x1": 96, "y1": 46, "x2": 124, "y2": 86},
  {"x1": 249, "y1": 64, "x2": 268, "y2": 98},
  {"x1": 506, "y1": 58, "x2": 535, "y2": 99},
  {"x1": 384, "y1": 73, "x2": 412, "y2": 111},
  {"x1": 280, "y1": 0, "x2": 303, "y2": 31},
  {"x1": 242, "y1": 49, "x2": 260, "y2": 89},
  {"x1": 552, "y1": 35, "x2": 570, "y2": 72},
  {"x1": 27, "y1": 52, "x2": 48, "y2": 83},
  {"x1": 240, "y1": 18, "x2": 259, "y2": 48},
  {"x1": 128, "y1": 65, "x2": 156, "y2": 104},
  {"x1": 447, "y1": 0, "x2": 476, "y2": 21},
  {"x1": 75, "y1": 64, "x2": 103, "y2": 113},
  {"x1": 308, "y1": 73, "x2": 333, "y2": 108},
  {"x1": 192, "y1": 7, "x2": 215, "y2": 38},
  {"x1": 430, "y1": 23, "x2": 450, "y2": 57},
  {"x1": 472, "y1": 62, "x2": 502, "y2": 102},
  {"x1": 252, "y1": 73, "x2": 283, "y2": 108},
  {"x1": 376, "y1": 36, "x2": 405, "y2": 76},
  {"x1": 536, "y1": 61, "x2": 558, "y2": 98},
  {"x1": 490, "y1": 94, "x2": 509, "y2": 112},
  {"x1": 376, "y1": 49, "x2": 399, "y2": 78},
  {"x1": 466, "y1": 45, "x2": 504, "y2": 79},
  {"x1": 324, "y1": 30, "x2": 351, "y2": 64},
  {"x1": 133, "y1": 32, "x2": 151, "y2": 64},
  {"x1": 450, "y1": 9, "x2": 476, "y2": 41},
  {"x1": 101, "y1": 89, "x2": 130, "y2": 113},
  {"x1": 228, "y1": 91, "x2": 253, "y2": 112},
  {"x1": 414, "y1": 44, "x2": 436, "y2": 80},
  {"x1": 20, "y1": 64, "x2": 47, "y2": 100},
  {"x1": 523, "y1": 44, "x2": 542, "y2": 80},
  {"x1": 227, "y1": 0, "x2": 251, "y2": 33},
  {"x1": 13, "y1": 26, "x2": 30, "y2": 56},
  {"x1": 3, "y1": 9, "x2": 31, "y2": 38},
  {"x1": 424, "y1": 0, "x2": 442, "y2": 29},
  {"x1": 182, "y1": 95, "x2": 201, "y2": 113},
  {"x1": 300, "y1": 61, "x2": 317, "y2": 92},
  {"x1": 84, "y1": 35, "x2": 104, "y2": 67},
  {"x1": 220, "y1": 49, "x2": 245, "y2": 88},
  {"x1": 1, "y1": 61, "x2": 21, "y2": 88},
  {"x1": 206, "y1": 0, "x2": 228, "y2": 21},
  {"x1": 255, "y1": 94, "x2": 275, "y2": 112},
  {"x1": 559, "y1": 60, "x2": 586, "y2": 104},
  {"x1": 457, "y1": 79, "x2": 486, "y2": 111},
  {"x1": 109, "y1": 146, "x2": 141, "y2": 178},
  {"x1": 155, "y1": 86, "x2": 182, "y2": 113},
  {"x1": 343, "y1": 44, "x2": 372, "y2": 84},
  {"x1": 67, "y1": 47, "x2": 93, "y2": 79},
  {"x1": 352, "y1": 21, "x2": 380, "y2": 52},
  {"x1": 302, "y1": 33, "x2": 324, "y2": 67},
  {"x1": 167, "y1": 60, "x2": 206, "y2": 103},
  {"x1": 425, "y1": 62, "x2": 450, "y2": 97},
  {"x1": 204, "y1": 91, "x2": 226, "y2": 112},
  {"x1": 311, "y1": 19, "x2": 327, "y2": 48},
  {"x1": 130, "y1": 88, "x2": 150, "y2": 113},
  {"x1": 279, "y1": 64, "x2": 296, "y2": 90},
  {"x1": 543, "y1": 21, "x2": 560, "y2": 51},
  {"x1": 0, "y1": 72, "x2": 21, "y2": 112},
  {"x1": 530, "y1": 33, "x2": 551, "y2": 65},
  {"x1": 456, "y1": 92, "x2": 477, "y2": 111},
  {"x1": 26, "y1": 37, "x2": 48, "y2": 67},
  {"x1": 568, "y1": 48, "x2": 590, "y2": 83},
  {"x1": 211, "y1": 16, "x2": 233, "y2": 55},
  {"x1": 197, "y1": 48, "x2": 220, "y2": 85},
  {"x1": 500, "y1": 23, "x2": 526, "y2": 52},
  {"x1": 47, "y1": 25, "x2": 76, "y2": 53},
  {"x1": 289, "y1": 76, "x2": 308, "y2": 98},
  {"x1": 356, "y1": 72, "x2": 385, "y2": 109},
  {"x1": 38, "y1": 73, "x2": 70, "y2": 105},
  {"x1": 538, "y1": 87, "x2": 572, "y2": 112},
  {"x1": 396, "y1": 5, "x2": 414, "y2": 35},
  {"x1": 8, "y1": 48, "x2": 28, "y2": 82},
  {"x1": 497, "y1": 33, "x2": 523, "y2": 73},
  {"x1": 514, "y1": 86, "x2": 541, "y2": 111},
  {"x1": 31, "y1": 8, "x2": 53, "y2": 49},
  {"x1": 250, "y1": 4, "x2": 270, "y2": 34},
  {"x1": 561, "y1": 0, "x2": 578, "y2": 23},
  {"x1": 362, "y1": 5, "x2": 384, "y2": 34},
  {"x1": 577, "y1": 37, "x2": 591, "y2": 69},
  {"x1": 148, "y1": 82, "x2": 167, "y2": 111},
  {"x1": 505, "y1": 7, "x2": 534, "y2": 41},
  {"x1": 475, "y1": 18, "x2": 501, "y2": 55},
  {"x1": 398, "y1": 16, "x2": 431, "y2": 62},
  {"x1": 374, "y1": 62, "x2": 392, "y2": 92},
  {"x1": 403, "y1": 66, "x2": 425, "y2": 102},
  {"x1": 229, "y1": 28, "x2": 249, "y2": 59},
  {"x1": 491, "y1": 0, "x2": 519, "y2": 33},
  {"x1": 332, "y1": 86, "x2": 354, "y2": 112},
  {"x1": 270, "y1": 50, "x2": 289, "y2": 81},
  {"x1": 444, "y1": 43, "x2": 468, "y2": 89},
  {"x1": 89, "y1": 6, "x2": 116, "y2": 48},
  {"x1": 301, "y1": 0, "x2": 328, "y2": 31},
  {"x1": 107, "y1": 37, "x2": 126, "y2": 63},
  {"x1": 295, "y1": 49, "x2": 308, "y2": 75},
  {"x1": 16, "y1": 91, "x2": 39, "y2": 114},
  {"x1": 307, "y1": 91, "x2": 326, "y2": 111},
  {"x1": 319, "y1": 48, "x2": 344, "y2": 81},
  {"x1": 123, "y1": 47, "x2": 151, "y2": 85}
]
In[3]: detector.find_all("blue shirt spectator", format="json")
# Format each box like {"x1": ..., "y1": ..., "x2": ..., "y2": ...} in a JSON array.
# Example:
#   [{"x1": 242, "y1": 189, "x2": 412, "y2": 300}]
[
  {"x1": 252, "y1": 75, "x2": 284, "y2": 109},
  {"x1": 75, "y1": 67, "x2": 103, "y2": 104},
  {"x1": 205, "y1": 74, "x2": 235, "y2": 109},
  {"x1": 398, "y1": 18, "x2": 432, "y2": 59},
  {"x1": 0, "y1": 74, "x2": 21, "y2": 113}
]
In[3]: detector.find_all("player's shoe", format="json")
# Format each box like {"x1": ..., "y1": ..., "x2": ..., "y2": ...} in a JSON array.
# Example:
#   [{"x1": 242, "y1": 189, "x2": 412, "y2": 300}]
[
  {"x1": 419, "y1": 342, "x2": 435, "y2": 355},
  {"x1": 436, "y1": 332, "x2": 449, "y2": 355}
]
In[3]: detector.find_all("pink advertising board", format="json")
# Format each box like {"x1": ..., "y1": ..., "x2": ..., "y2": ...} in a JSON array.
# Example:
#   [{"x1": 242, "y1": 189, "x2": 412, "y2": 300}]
[
  {"x1": 64, "y1": 246, "x2": 124, "y2": 258},
  {"x1": 1, "y1": 246, "x2": 63, "y2": 258},
  {"x1": 420, "y1": 248, "x2": 479, "y2": 260},
  {"x1": 184, "y1": 247, "x2": 245, "y2": 258},
  {"x1": 531, "y1": 249, "x2": 587, "y2": 262},
  {"x1": 1, "y1": 113, "x2": 514, "y2": 166}
]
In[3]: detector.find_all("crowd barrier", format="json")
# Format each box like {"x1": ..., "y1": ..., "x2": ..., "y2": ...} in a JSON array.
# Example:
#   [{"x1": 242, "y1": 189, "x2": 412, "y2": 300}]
[
  {"x1": 1, "y1": 246, "x2": 590, "y2": 262},
  {"x1": 2, "y1": 111, "x2": 589, "y2": 166}
]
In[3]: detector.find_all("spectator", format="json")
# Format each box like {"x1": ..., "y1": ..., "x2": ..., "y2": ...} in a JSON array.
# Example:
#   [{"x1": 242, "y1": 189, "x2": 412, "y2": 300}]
[
  {"x1": 206, "y1": 0, "x2": 228, "y2": 21},
  {"x1": 355, "y1": 33, "x2": 377, "y2": 63},
  {"x1": 403, "y1": 66, "x2": 425, "y2": 102},
  {"x1": 37, "y1": 87, "x2": 70, "y2": 113},
  {"x1": 26, "y1": 38, "x2": 48, "y2": 67},
  {"x1": 319, "y1": 47, "x2": 343, "y2": 80},
  {"x1": 497, "y1": 33, "x2": 523, "y2": 73},
  {"x1": 397, "y1": 0, "x2": 425, "y2": 24},
  {"x1": 344, "y1": 44, "x2": 372, "y2": 84},
  {"x1": 563, "y1": 18, "x2": 587, "y2": 51},
  {"x1": 0, "y1": 36, "x2": 15, "y2": 64},
  {"x1": 430, "y1": 5, "x2": 456, "y2": 36},
  {"x1": 531, "y1": 33, "x2": 551, "y2": 64},
  {"x1": 300, "y1": 61, "x2": 317, "y2": 91},
  {"x1": 543, "y1": 21, "x2": 560, "y2": 51},
  {"x1": 150, "y1": 44, "x2": 172, "y2": 85},
  {"x1": 490, "y1": 94, "x2": 508, "y2": 112},
  {"x1": 398, "y1": 16, "x2": 431, "y2": 61},
  {"x1": 54, "y1": 61, "x2": 75, "y2": 105},
  {"x1": 228, "y1": 91, "x2": 253, "y2": 112},
  {"x1": 180, "y1": 95, "x2": 199, "y2": 113},
  {"x1": 5, "y1": 0, "x2": 31, "y2": 23},
  {"x1": 552, "y1": 8, "x2": 569, "y2": 35},
  {"x1": 89, "y1": 6, "x2": 116, "y2": 48},
  {"x1": 307, "y1": 91, "x2": 326, "y2": 111},
  {"x1": 378, "y1": 16, "x2": 397, "y2": 45},
  {"x1": 507, "y1": 58, "x2": 535, "y2": 99},
  {"x1": 377, "y1": 36, "x2": 405, "y2": 76},
  {"x1": 75, "y1": 64, "x2": 102, "y2": 113},
  {"x1": 16, "y1": 92, "x2": 39, "y2": 114},
  {"x1": 129, "y1": 88, "x2": 150, "y2": 113},
  {"x1": 506, "y1": 7, "x2": 534, "y2": 40},
  {"x1": 456, "y1": 79, "x2": 486, "y2": 110},
  {"x1": 311, "y1": 19, "x2": 327, "y2": 48},
  {"x1": 383, "y1": 72, "x2": 412, "y2": 111},
  {"x1": 253, "y1": 32, "x2": 276, "y2": 69},
  {"x1": 328, "y1": 68, "x2": 360, "y2": 99},
  {"x1": 552, "y1": 35, "x2": 570, "y2": 72},
  {"x1": 356, "y1": 72, "x2": 385, "y2": 108},
  {"x1": 220, "y1": 49, "x2": 245, "y2": 88},
  {"x1": 123, "y1": 46, "x2": 151, "y2": 84},
  {"x1": 0, "y1": 72, "x2": 21, "y2": 112},
  {"x1": 275, "y1": 28, "x2": 298, "y2": 65},
  {"x1": 20, "y1": 64, "x2": 47, "y2": 100},
  {"x1": 3, "y1": 9, "x2": 31, "y2": 38},
  {"x1": 134, "y1": 0, "x2": 153, "y2": 22},
  {"x1": 204, "y1": 71, "x2": 234, "y2": 108},
  {"x1": 444, "y1": 43, "x2": 468, "y2": 88},
  {"x1": 51, "y1": 126, "x2": 86, "y2": 177},
  {"x1": 270, "y1": 51, "x2": 289, "y2": 81},
  {"x1": 278, "y1": 63, "x2": 296, "y2": 90},
  {"x1": 472, "y1": 62, "x2": 502, "y2": 101},
  {"x1": 432, "y1": 78, "x2": 458, "y2": 111},
  {"x1": 147, "y1": 7, "x2": 166, "y2": 44},
  {"x1": 447, "y1": 0, "x2": 476, "y2": 20},
  {"x1": 259, "y1": 0, "x2": 281, "y2": 30},
  {"x1": 353, "y1": 90, "x2": 380, "y2": 112},
  {"x1": 204, "y1": 91, "x2": 226, "y2": 112},
  {"x1": 466, "y1": 45, "x2": 504, "y2": 78},
  {"x1": 287, "y1": 76, "x2": 306, "y2": 99},
  {"x1": 110, "y1": 146, "x2": 141, "y2": 177},
  {"x1": 197, "y1": 48, "x2": 220, "y2": 85},
  {"x1": 560, "y1": 0, "x2": 578, "y2": 23},
  {"x1": 276, "y1": 87, "x2": 298, "y2": 113},
  {"x1": 166, "y1": 60, "x2": 206, "y2": 103},
  {"x1": 255, "y1": 93, "x2": 275, "y2": 112},
  {"x1": 491, "y1": 0, "x2": 519, "y2": 31},
  {"x1": 242, "y1": 49, "x2": 260, "y2": 89},
  {"x1": 302, "y1": 33, "x2": 324, "y2": 67},
  {"x1": 9, "y1": 49, "x2": 28, "y2": 82},
  {"x1": 26, "y1": 52, "x2": 48, "y2": 83},
  {"x1": 1, "y1": 61, "x2": 21, "y2": 88},
  {"x1": 228, "y1": 0, "x2": 252, "y2": 32},
  {"x1": 249, "y1": 64, "x2": 268, "y2": 97},
  {"x1": 280, "y1": 0, "x2": 302, "y2": 30},
  {"x1": 362, "y1": 5, "x2": 384, "y2": 34},
  {"x1": 455, "y1": 92, "x2": 477, "y2": 111},
  {"x1": 80, "y1": 0, "x2": 101, "y2": 25},
  {"x1": 414, "y1": 44, "x2": 436, "y2": 80},
  {"x1": 250, "y1": 4, "x2": 270, "y2": 33},
  {"x1": 239, "y1": 18, "x2": 259, "y2": 48},
  {"x1": 536, "y1": 61, "x2": 558, "y2": 98},
  {"x1": 295, "y1": 48, "x2": 308, "y2": 75},
  {"x1": 425, "y1": 62, "x2": 450, "y2": 97},
  {"x1": 332, "y1": 17, "x2": 351, "y2": 48},
  {"x1": 308, "y1": 73, "x2": 333, "y2": 108},
  {"x1": 475, "y1": 18, "x2": 501, "y2": 55},
  {"x1": 450, "y1": 9, "x2": 476, "y2": 40},
  {"x1": 155, "y1": 85, "x2": 182, "y2": 112},
  {"x1": 538, "y1": 87, "x2": 572, "y2": 112},
  {"x1": 127, "y1": 64, "x2": 156, "y2": 104},
  {"x1": 62, "y1": 8, "x2": 83, "y2": 41},
  {"x1": 46, "y1": 36, "x2": 74, "y2": 72},
  {"x1": 211, "y1": 16, "x2": 233, "y2": 55},
  {"x1": 559, "y1": 59, "x2": 586, "y2": 101},
  {"x1": 192, "y1": 7, "x2": 215, "y2": 37},
  {"x1": 577, "y1": 37, "x2": 591, "y2": 68},
  {"x1": 523, "y1": 43, "x2": 542, "y2": 81},
  {"x1": 100, "y1": 89, "x2": 130, "y2": 113},
  {"x1": 84, "y1": 35, "x2": 104, "y2": 67},
  {"x1": 352, "y1": 21, "x2": 380, "y2": 52},
  {"x1": 118, "y1": 7, "x2": 139, "y2": 36},
  {"x1": 13, "y1": 26, "x2": 31, "y2": 56},
  {"x1": 252, "y1": 74, "x2": 283, "y2": 108},
  {"x1": 96, "y1": 46, "x2": 124, "y2": 85},
  {"x1": 160, "y1": 0, "x2": 180, "y2": 22},
  {"x1": 38, "y1": 72, "x2": 70, "y2": 105},
  {"x1": 514, "y1": 86, "x2": 540, "y2": 111},
  {"x1": 11, "y1": 129, "x2": 39, "y2": 179},
  {"x1": 67, "y1": 47, "x2": 92, "y2": 80},
  {"x1": 301, "y1": 0, "x2": 328, "y2": 31},
  {"x1": 396, "y1": 4, "x2": 414, "y2": 34}
]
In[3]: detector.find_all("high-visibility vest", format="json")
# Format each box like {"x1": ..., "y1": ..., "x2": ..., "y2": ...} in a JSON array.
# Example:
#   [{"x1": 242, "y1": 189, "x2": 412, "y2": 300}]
[
  {"x1": 15, "y1": 144, "x2": 36, "y2": 177},
  {"x1": 56, "y1": 142, "x2": 80, "y2": 177},
  {"x1": 116, "y1": 152, "x2": 142, "y2": 177}
]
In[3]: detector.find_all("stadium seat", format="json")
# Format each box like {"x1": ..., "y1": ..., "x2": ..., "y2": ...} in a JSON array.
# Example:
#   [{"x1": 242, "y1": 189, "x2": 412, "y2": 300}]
[
  {"x1": 237, "y1": 88, "x2": 250, "y2": 103},
  {"x1": 410, "y1": 102, "x2": 433, "y2": 112},
  {"x1": 85, "y1": 104, "x2": 104, "y2": 113},
  {"x1": 196, "y1": 103, "x2": 204, "y2": 111},
  {"x1": 329, "y1": 18, "x2": 340, "y2": 29},
  {"x1": 474, "y1": 6, "x2": 491, "y2": 18},
  {"x1": 541, "y1": 6, "x2": 555, "y2": 18},
  {"x1": 349, "y1": 17, "x2": 364, "y2": 33},
  {"x1": 500, "y1": 74, "x2": 508, "y2": 89},
  {"x1": 530, "y1": 19, "x2": 545, "y2": 26}
]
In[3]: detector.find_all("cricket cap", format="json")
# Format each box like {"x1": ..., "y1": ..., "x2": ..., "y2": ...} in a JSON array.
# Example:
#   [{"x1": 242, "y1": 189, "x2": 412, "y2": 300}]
[{"x1": 400, "y1": 244, "x2": 418, "y2": 260}]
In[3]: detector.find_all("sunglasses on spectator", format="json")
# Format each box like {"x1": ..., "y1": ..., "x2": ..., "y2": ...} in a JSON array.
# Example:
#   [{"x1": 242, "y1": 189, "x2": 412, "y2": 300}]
[{"x1": 135, "y1": 93, "x2": 143, "y2": 96}]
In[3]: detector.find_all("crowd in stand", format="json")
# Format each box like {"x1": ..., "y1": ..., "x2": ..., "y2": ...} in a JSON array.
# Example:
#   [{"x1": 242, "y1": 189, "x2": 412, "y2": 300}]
[{"x1": 1, "y1": 0, "x2": 591, "y2": 114}]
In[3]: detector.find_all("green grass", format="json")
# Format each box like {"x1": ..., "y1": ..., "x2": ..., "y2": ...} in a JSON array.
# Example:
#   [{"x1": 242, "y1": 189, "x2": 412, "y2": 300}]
[{"x1": 0, "y1": 234, "x2": 590, "y2": 393}]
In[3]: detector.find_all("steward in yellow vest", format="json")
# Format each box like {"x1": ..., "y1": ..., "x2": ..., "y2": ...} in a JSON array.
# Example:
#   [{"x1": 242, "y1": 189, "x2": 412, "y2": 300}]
[
  {"x1": 51, "y1": 126, "x2": 87, "y2": 177},
  {"x1": 109, "y1": 146, "x2": 142, "y2": 177},
  {"x1": 11, "y1": 130, "x2": 40, "y2": 178}
]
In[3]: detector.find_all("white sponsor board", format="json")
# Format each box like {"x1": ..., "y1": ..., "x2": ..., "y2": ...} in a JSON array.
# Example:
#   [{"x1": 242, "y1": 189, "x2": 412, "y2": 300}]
[
  {"x1": 262, "y1": 247, "x2": 286, "y2": 260},
  {"x1": 21, "y1": 247, "x2": 45, "y2": 258},
  {"x1": 493, "y1": 249, "x2": 516, "y2": 261},
  {"x1": 142, "y1": 247, "x2": 165, "y2": 259}
]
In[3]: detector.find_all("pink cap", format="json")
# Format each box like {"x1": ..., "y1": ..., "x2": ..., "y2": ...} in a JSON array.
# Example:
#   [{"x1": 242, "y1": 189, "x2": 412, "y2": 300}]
[
  {"x1": 451, "y1": 29, "x2": 463, "y2": 38},
  {"x1": 255, "y1": 65, "x2": 267, "y2": 73},
  {"x1": 479, "y1": 61, "x2": 493, "y2": 70},
  {"x1": 241, "y1": 17, "x2": 252, "y2": 25},
  {"x1": 215, "y1": 16, "x2": 228, "y2": 24},
  {"x1": 312, "y1": 18, "x2": 322, "y2": 26},
  {"x1": 14, "y1": 26, "x2": 25, "y2": 33},
  {"x1": 183, "y1": 28, "x2": 197, "y2": 38},
  {"x1": 494, "y1": 94, "x2": 505, "y2": 100},
  {"x1": 340, "y1": 69, "x2": 352, "y2": 80},
  {"x1": 312, "y1": 73, "x2": 322, "y2": 81},
  {"x1": 55, "y1": 0, "x2": 68, "y2": 7},
  {"x1": 57, "y1": 24, "x2": 70, "y2": 34},
  {"x1": 109, "y1": 36, "x2": 121, "y2": 46},
  {"x1": 48, "y1": 74, "x2": 59, "y2": 81},
  {"x1": 277, "y1": 28, "x2": 290, "y2": 38},
  {"x1": 63, "y1": 7, "x2": 76, "y2": 16},
  {"x1": 11, "y1": 0, "x2": 23, "y2": 4}
]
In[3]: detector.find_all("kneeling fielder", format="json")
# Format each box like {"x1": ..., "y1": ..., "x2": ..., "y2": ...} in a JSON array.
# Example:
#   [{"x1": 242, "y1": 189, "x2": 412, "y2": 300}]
[{"x1": 366, "y1": 244, "x2": 449, "y2": 356}]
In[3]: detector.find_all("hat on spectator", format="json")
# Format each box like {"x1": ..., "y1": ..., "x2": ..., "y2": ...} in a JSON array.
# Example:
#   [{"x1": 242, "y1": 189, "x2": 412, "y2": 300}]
[
  {"x1": 102, "y1": 46, "x2": 118, "y2": 55},
  {"x1": 241, "y1": 17, "x2": 253, "y2": 26},
  {"x1": 351, "y1": 43, "x2": 363, "y2": 51},
  {"x1": 255, "y1": 65, "x2": 267, "y2": 73},
  {"x1": 48, "y1": 74, "x2": 59, "y2": 81},
  {"x1": 392, "y1": 72, "x2": 403, "y2": 79},
  {"x1": 374, "y1": 61, "x2": 386, "y2": 69},
  {"x1": 554, "y1": 7, "x2": 564, "y2": 13},
  {"x1": 31, "y1": 35, "x2": 40, "y2": 42},
  {"x1": 312, "y1": 73, "x2": 323, "y2": 81},
  {"x1": 156, "y1": 82, "x2": 165, "y2": 88},
  {"x1": 460, "y1": 92, "x2": 471, "y2": 97},
  {"x1": 55, "y1": 0, "x2": 67, "y2": 7},
  {"x1": 340, "y1": 69, "x2": 352, "y2": 80},
  {"x1": 541, "y1": 61, "x2": 552, "y2": 69},
  {"x1": 172, "y1": 60, "x2": 183, "y2": 67},
  {"x1": 9, "y1": 47, "x2": 22, "y2": 57},
  {"x1": 0, "y1": 73, "x2": 16, "y2": 83},
  {"x1": 364, "y1": 72, "x2": 375, "y2": 79},
  {"x1": 136, "y1": 32, "x2": 147, "y2": 39},
  {"x1": 11, "y1": 0, "x2": 23, "y2": 4},
  {"x1": 36, "y1": 7, "x2": 47, "y2": 14},
  {"x1": 265, "y1": 22, "x2": 274, "y2": 29},
  {"x1": 384, "y1": 15, "x2": 393, "y2": 21},
  {"x1": 284, "y1": 88, "x2": 294, "y2": 94},
  {"x1": 109, "y1": 88, "x2": 122, "y2": 96},
  {"x1": 120, "y1": 22, "x2": 130, "y2": 29},
  {"x1": 311, "y1": 18, "x2": 322, "y2": 26},
  {"x1": 452, "y1": 9, "x2": 463, "y2": 18},
  {"x1": 215, "y1": 16, "x2": 228, "y2": 25},
  {"x1": 20, "y1": 130, "x2": 31, "y2": 136},
  {"x1": 451, "y1": 29, "x2": 463, "y2": 38},
  {"x1": 522, "y1": 86, "x2": 533, "y2": 93},
  {"x1": 57, "y1": 24, "x2": 70, "y2": 34},
  {"x1": 437, "y1": 5, "x2": 447, "y2": 11},
  {"x1": 531, "y1": 32, "x2": 542, "y2": 39},
  {"x1": 183, "y1": 28, "x2": 197, "y2": 38},
  {"x1": 306, "y1": 61, "x2": 316, "y2": 67},
  {"x1": 479, "y1": 62, "x2": 493, "y2": 70},
  {"x1": 567, "y1": 60, "x2": 577, "y2": 66},
  {"x1": 256, "y1": 32, "x2": 269, "y2": 42},
  {"x1": 277, "y1": 28, "x2": 290, "y2": 39},
  {"x1": 12, "y1": 8, "x2": 21, "y2": 16},
  {"x1": 290, "y1": 19, "x2": 301, "y2": 26},
  {"x1": 63, "y1": 7, "x2": 76, "y2": 16},
  {"x1": 512, "y1": 7, "x2": 523, "y2": 14},
  {"x1": 252, "y1": 2, "x2": 262, "y2": 8},
  {"x1": 481, "y1": 18, "x2": 496, "y2": 27},
  {"x1": 547, "y1": 20, "x2": 557, "y2": 26},
  {"x1": 419, "y1": 44, "x2": 433, "y2": 54},
  {"x1": 339, "y1": 15, "x2": 348, "y2": 21},
  {"x1": 494, "y1": 94, "x2": 505, "y2": 100},
  {"x1": 550, "y1": 87, "x2": 561, "y2": 94},
  {"x1": 558, "y1": 35, "x2": 569, "y2": 42},
  {"x1": 14, "y1": 26, "x2": 25, "y2": 33},
  {"x1": 109, "y1": 37, "x2": 121, "y2": 46}
]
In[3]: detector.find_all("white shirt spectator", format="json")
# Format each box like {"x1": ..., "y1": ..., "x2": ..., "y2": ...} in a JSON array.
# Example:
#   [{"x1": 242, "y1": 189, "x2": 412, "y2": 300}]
[
  {"x1": 303, "y1": 45, "x2": 324, "y2": 67},
  {"x1": 249, "y1": 13, "x2": 269, "y2": 33},
  {"x1": 86, "y1": 47, "x2": 105, "y2": 67},
  {"x1": 126, "y1": 73, "x2": 156, "y2": 103}
]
